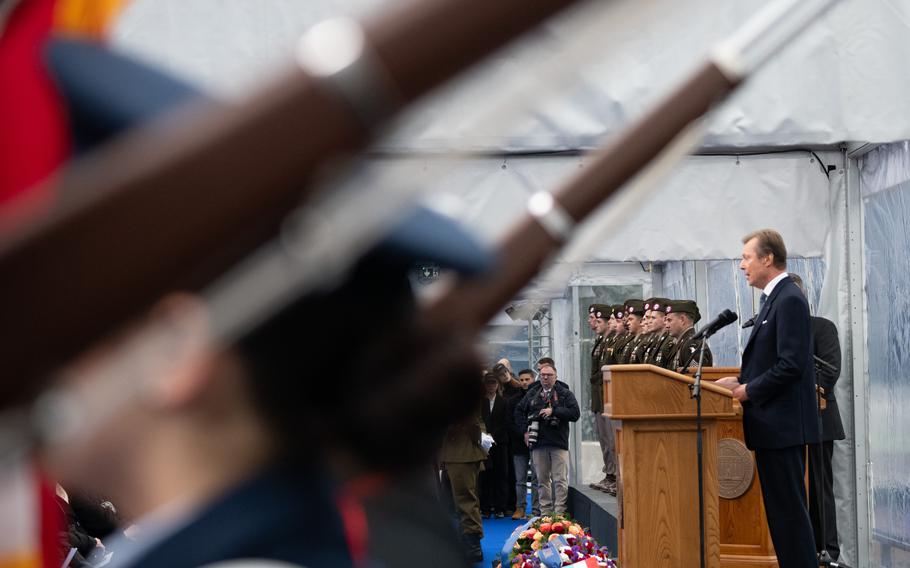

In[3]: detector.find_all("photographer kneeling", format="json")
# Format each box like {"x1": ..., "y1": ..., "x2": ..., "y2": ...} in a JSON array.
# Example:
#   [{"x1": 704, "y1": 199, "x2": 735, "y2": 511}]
[{"x1": 514, "y1": 364, "x2": 580, "y2": 516}]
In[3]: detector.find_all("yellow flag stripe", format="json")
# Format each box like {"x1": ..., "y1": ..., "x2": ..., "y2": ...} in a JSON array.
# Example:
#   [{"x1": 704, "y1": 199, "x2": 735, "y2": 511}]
[{"x1": 54, "y1": 0, "x2": 128, "y2": 39}]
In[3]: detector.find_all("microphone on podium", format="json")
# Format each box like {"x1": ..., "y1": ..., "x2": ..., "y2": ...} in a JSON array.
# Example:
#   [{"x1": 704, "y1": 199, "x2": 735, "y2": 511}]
[{"x1": 692, "y1": 309, "x2": 738, "y2": 340}]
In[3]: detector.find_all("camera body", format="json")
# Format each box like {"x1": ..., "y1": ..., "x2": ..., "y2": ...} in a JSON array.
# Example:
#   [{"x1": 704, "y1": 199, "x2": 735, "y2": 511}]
[{"x1": 527, "y1": 412, "x2": 560, "y2": 449}]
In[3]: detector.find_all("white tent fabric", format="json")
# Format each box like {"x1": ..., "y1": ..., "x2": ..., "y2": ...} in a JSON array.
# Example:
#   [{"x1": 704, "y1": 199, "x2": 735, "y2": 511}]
[
  {"x1": 365, "y1": 151, "x2": 835, "y2": 261},
  {"x1": 112, "y1": 0, "x2": 910, "y2": 150}
]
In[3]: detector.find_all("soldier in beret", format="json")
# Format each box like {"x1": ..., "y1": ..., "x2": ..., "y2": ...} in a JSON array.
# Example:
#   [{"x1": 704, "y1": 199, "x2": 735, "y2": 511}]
[
  {"x1": 603, "y1": 305, "x2": 631, "y2": 367},
  {"x1": 629, "y1": 299, "x2": 661, "y2": 364},
  {"x1": 588, "y1": 305, "x2": 616, "y2": 494},
  {"x1": 616, "y1": 300, "x2": 647, "y2": 364},
  {"x1": 587, "y1": 304, "x2": 599, "y2": 333},
  {"x1": 642, "y1": 298, "x2": 677, "y2": 368},
  {"x1": 665, "y1": 300, "x2": 714, "y2": 370}
]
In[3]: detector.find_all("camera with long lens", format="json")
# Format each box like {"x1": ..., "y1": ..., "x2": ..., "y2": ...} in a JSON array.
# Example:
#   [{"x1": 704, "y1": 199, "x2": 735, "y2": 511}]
[{"x1": 526, "y1": 416, "x2": 540, "y2": 449}]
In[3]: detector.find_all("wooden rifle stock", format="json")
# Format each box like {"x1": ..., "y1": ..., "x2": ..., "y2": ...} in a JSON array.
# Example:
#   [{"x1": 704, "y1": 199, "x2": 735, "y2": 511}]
[
  {"x1": 425, "y1": 62, "x2": 739, "y2": 329},
  {"x1": 0, "y1": 0, "x2": 582, "y2": 399}
]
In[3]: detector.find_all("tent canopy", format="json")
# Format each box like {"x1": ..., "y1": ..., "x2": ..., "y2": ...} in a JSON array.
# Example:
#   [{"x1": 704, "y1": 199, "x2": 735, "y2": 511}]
[{"x1": 112, "y1": 0, "x2": 910, "y2": 151}]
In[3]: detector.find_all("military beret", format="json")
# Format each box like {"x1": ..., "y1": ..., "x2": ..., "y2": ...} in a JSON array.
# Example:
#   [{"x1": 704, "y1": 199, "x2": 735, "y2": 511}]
[
  {"x1": 612, "y1": 304, "x2": 626, "y2": 319},
  {"x1": 589, "y1": 304, "x2": 597, "y2": 314},
  {"x1": 592, "y1": 304, "x2": 612, "y2": 320},
  {"x1": 624, "y1": 299, "x2": 646, "y2": 315},
  {"x1": 644, "y1": 297, "x2": 671, "y2": 313},
  {"x1": 665, "y1": 300, "x2": 701, "y2": 323}
]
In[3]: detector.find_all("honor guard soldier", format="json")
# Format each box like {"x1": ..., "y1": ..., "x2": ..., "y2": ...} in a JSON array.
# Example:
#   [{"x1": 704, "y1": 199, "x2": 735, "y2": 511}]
[
  {"x1": 616, "y1": 299, "x2": 647, "y2": 364},
  {"x1": 642, "y1": 297, "x2": 676, "y2": 366},
  {"x1": 440, "y1": 402, "x2": 489, "y2": 563},
  {"x1": 629, "y1": 299, "x2": 659, "y2": 363},
  {"x1": 664, "y1": 300, "x2": 714, "y2": 370},
  {"x1": 589, "y1": 304, "x2": 612, "y2": 379},
  {"x1": 599, "y1": 304, "x2": 620, "y2": 356},
  {"x1": 588, "y1": 305, "x2": 616, "y2": 494},
  {"x1": 603, "y1": 304, "x2": 631, "y2": 366},
  {"x1": 587, "y1": 303, "x2": 599, "y2": 333}
]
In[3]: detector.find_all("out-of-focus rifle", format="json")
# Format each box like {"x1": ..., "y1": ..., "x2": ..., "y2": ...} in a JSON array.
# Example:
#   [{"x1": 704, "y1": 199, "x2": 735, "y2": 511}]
[
  {"x1": 423, "y1": 0, "x2": 841, "y2": 330},
  {"x1": 0, "y1": 0, "x2": 584, "y2": 400}
]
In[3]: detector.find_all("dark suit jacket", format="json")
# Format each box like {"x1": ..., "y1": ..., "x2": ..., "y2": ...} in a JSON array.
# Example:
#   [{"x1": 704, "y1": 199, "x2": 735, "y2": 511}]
[
  {"x1": 812, "y1": 316, "x2": 846, "y2": 441},
  {"x1": 123, "y1": 466, "x2": 353, "y2": 568},
  {"x1": 740, "y1": 276, "x2": 820, "y2": 449},
  {"x1": 481, "y1": 394, "x2": 510, "y2": 448}
]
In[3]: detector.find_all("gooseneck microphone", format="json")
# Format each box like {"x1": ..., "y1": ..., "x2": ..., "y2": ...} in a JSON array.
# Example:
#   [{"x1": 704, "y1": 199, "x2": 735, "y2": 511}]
[{"x1": 692, "y1": 309, "x2": 738, "y2": 340}]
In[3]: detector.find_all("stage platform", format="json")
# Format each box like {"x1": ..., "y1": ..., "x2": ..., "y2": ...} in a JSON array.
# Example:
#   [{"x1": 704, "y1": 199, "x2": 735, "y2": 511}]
[{"x1": 568, "y1": 484, "x2": 619, "y2": 554}]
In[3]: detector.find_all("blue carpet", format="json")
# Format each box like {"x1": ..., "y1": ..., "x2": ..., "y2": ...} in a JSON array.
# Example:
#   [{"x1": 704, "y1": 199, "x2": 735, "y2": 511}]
[
  {"x1": 474, "y1": 514, "x2": 525, "y2": 568},
  {"x1": 474, "y1": 496, "x2": 534, "y2": 567}
]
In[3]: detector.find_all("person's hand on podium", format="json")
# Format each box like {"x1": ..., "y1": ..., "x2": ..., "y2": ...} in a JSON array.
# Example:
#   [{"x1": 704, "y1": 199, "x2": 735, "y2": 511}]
[{"x1": 716, "y1": 376, "x2": 749, "y2": 402}]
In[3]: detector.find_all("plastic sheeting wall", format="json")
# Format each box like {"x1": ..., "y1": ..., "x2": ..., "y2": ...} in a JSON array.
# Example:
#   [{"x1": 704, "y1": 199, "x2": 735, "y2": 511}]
[
  {"x1": 112, "y1": 0, "x2": 910, "y2": 150},
  {"x1": 660, "y1": 258, "x2": 826, "y2": 367},
  {"x1": 860, "y1": 142, "x2": 910, "y2": 560}
]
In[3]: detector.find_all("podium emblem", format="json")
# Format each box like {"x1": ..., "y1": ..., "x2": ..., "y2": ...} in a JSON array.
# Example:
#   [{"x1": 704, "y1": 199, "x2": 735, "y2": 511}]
[{"x1": 717, "y1": 438, "x2": 754, "y2": 499}]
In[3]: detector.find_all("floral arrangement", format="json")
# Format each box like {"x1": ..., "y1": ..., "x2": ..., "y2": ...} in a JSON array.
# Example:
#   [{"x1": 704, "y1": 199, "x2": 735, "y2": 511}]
[{"x1": 507, "y1": 515, "x2": 618, "y2": 568}]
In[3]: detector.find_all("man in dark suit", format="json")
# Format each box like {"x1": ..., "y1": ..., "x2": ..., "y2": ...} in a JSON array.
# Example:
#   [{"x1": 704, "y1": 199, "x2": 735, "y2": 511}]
[
  {"x1": 789, "y1": 274, "x2": 846, "y2": 562},
  {"x1": 480, "y1": 372, "x2": 511, "y2": 518},
  {"x1": 716, "y1": 229, "x2": 819, "y2": 568}
]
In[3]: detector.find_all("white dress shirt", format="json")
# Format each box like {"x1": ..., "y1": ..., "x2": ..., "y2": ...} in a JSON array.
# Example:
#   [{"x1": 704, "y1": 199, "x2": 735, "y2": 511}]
[{"x1": 763, "y1": 271, "x2": 789, "y2": 298}]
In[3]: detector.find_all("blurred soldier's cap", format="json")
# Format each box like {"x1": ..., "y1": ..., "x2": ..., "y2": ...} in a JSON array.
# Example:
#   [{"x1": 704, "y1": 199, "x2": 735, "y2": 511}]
[
  {"x1": 46, "y1": 38, "x2": 203, "y2": 151},
  {"x1": 611, "y1": 304, "x2": 626, "y2": 319},
  {"x1": 665, "y1": 300, "x2": 701, "y2": 323}
]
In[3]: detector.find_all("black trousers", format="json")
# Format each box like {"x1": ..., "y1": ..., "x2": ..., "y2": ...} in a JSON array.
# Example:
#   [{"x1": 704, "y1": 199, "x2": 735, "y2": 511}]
[
  {"x1": 505, "y1": 446, "x2": 517, "y2": 512},
  {"x1": 479, "y1": 443, "x2": 509, "y2": 513},
  {"x1": 754, "y1": 446, "x2": 817, "y2": 568},
  {"x1": 808, "y1": 440, "x2": 840, "y2": 560}
]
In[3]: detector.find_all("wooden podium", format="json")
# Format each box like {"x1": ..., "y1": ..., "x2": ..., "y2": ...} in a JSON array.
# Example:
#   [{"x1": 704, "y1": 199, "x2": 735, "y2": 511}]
[{"x1": 603, "y1": 364, "x2": 777, "y2": 568}]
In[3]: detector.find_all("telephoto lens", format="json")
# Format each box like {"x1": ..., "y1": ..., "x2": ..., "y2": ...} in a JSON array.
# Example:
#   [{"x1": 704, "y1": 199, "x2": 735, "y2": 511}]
[{"x1": 527, "y1": 419, "x2": 540, "y2": 448}]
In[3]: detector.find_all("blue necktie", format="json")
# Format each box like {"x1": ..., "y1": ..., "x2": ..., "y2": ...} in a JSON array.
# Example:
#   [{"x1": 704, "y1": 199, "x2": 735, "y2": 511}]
[{"x1": 759, "y1": 292, "x2": 767, "y2": 311}]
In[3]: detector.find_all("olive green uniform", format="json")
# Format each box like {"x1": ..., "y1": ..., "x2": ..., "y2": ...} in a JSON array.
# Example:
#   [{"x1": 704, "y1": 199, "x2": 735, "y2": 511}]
[
  {"x1": 645, "y1": 331, "x2": 678, "y2": 368},
  {"x1": 628, "y1": 332, "x2": 655, "y2": 364},
  {"x1": 668, "y1": 327, "x2": 714, "y2": 370},
  {"x1": 440, "y1": 411, "x2": 487, "y2": 538}
]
